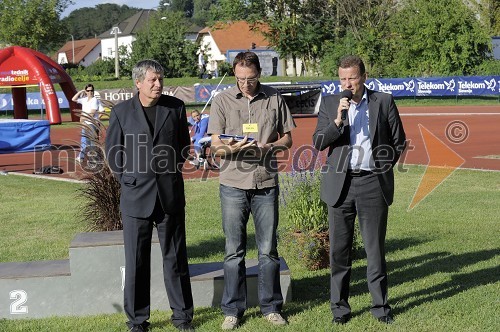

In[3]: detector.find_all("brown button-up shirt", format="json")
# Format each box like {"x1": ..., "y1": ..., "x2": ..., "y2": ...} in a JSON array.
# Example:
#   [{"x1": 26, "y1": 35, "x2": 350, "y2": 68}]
[{"x1": 208, "y1": 84, "x2": 296, "y2": 189}]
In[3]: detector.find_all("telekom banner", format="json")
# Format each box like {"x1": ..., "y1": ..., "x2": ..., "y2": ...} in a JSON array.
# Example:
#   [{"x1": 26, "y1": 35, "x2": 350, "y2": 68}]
[
  {"x1": 321, "y1": 76, "x2": 500, "y2": 97},
  {"x1": 1, "y1": 76, "x2": 498, "y2": 112}
]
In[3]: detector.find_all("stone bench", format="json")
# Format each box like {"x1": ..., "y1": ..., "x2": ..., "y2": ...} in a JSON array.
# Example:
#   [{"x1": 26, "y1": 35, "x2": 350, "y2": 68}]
[{"x1": 0, "y1": 230, "x2": 291, "y2": 319}]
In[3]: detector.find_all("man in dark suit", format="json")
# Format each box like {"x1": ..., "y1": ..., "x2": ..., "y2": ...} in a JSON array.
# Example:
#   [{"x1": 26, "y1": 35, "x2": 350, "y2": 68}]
[
  {"x1": 105, "y1": 59, "x2": 194, "y2": 332},
  {"x1": 313, "y1": 55, "x2": 406, "y2": 325}
]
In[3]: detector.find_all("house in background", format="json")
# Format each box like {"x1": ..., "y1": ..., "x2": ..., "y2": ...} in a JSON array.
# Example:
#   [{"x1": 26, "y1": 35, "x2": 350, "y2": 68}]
[
  {"x1": 98, "y1": 10, "x2": 201, "y2": 61},
  {"x1": 196, "y1": 20, "x2": 304, "y2": 77},
  {"x1": 186, "y1": 23, "x2": 203, "y2": 43},
  {"x1": 98, "y1": 10, "x2": 151, "y2": 60},
  {"x1": 196, "y1": 21, "x2": 273, "y2": 76},
  {"x1": 54, "y1": 38, "x2": 101, "y2": 67}
]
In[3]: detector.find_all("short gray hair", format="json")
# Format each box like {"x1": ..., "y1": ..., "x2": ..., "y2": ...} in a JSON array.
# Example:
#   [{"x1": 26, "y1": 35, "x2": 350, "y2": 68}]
[{"x1": 132, "y1": 59, "x2": 164, "y2": 82}]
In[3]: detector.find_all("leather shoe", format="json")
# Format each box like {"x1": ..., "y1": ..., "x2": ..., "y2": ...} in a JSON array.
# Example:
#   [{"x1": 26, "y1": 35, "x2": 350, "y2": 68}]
[
  {"x1": 128, "y1": 325, "x2": 148, "y2": 332},
  {"x1": 333, "y1": 314, "x2": 351, "y2": 324},
  {"x1": 378, "y1": 315, "x2": 394, "y2": 324},
  {"x1": 176, "y1": 322, "x2": 195, "y2": 331}
]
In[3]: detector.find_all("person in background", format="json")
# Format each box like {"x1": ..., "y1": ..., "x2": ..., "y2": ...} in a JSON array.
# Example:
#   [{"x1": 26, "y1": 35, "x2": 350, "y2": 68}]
[
  {"x1": 198, "y1": 51, "x2": 206, "y2": 79},
  {"x1": 105, "y1": 59, "x2": 195, "y2": 332},
  {"x1": 72, "y1": 83, "x2": 99, "y2": 162},
  {"x1": 207, "y1": 51, "x2": 296, "y2": 330},
  {"x1": 189, "y1": 110, "x2": 211, "y2": 166},
  {"x1": 313, "y1": 55, "x2": 406, "y2": 326}
]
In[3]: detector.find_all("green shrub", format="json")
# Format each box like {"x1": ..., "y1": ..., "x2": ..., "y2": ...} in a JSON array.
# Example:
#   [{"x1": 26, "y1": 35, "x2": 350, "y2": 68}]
[
  {"x1": 218, "y1": 61, "x2": 234, "y2": 77},
  {"x1": 474, "y1": 59, "x2": 500, "y2": 75}
]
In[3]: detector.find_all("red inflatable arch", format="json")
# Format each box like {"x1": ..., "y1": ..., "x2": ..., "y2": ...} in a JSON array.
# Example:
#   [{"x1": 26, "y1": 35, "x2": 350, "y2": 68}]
[{"x1": 0, "y1": 46, "x2": 79, "y2": 124}]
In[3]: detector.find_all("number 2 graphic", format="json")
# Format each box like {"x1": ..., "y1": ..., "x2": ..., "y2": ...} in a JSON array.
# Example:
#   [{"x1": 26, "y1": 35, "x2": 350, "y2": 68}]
[{"x1": 10, "y1": 290, "x2": 28, "y2": 314}]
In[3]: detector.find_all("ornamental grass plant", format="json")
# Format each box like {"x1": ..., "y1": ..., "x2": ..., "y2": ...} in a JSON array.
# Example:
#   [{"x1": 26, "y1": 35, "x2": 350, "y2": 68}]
[
  {"x1": 279, "y1": 148, "x2": 363, "y2": 270},
  {"x1": 75, "y1": 111, "x2": 122, "y2": 231}
]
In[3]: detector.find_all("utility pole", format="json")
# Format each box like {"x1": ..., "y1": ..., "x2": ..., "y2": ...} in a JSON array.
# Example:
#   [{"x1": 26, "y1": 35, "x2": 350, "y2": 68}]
[
  {"x1": 111, "y1": 27, "x2": 122, "y2": 78},
  {"x1": 69, "y1": 34, "x2": 75, "y2": 64}
]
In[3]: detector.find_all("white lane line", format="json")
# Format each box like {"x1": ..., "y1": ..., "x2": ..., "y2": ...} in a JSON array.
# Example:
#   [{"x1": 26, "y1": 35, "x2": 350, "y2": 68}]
[{"x1": 401, "y1": 113, "x2": 500, "y2": 116}]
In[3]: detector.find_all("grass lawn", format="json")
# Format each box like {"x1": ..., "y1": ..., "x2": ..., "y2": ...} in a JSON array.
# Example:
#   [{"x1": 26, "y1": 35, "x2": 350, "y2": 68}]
[{"x1": 0, "y1": 165, "x2": 499, "y2": 331}]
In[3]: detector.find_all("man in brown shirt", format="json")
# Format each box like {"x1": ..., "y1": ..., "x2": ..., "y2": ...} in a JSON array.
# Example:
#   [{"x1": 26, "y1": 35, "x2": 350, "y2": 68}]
[{"x1": 208, "y1": 51, "x2": 296, "y2": 330}]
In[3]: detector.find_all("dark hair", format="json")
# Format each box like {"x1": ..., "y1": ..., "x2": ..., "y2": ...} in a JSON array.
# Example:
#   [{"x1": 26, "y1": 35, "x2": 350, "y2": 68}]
[
  {"x1": 85, "y1": 84, "x2": 94, "y2": 91},
  {"x1": 232, "y1": 51, "x2": 261, "y2": 72},
  {"x1": 338, "y1": 55, "x2": 366, "y2": 75}
]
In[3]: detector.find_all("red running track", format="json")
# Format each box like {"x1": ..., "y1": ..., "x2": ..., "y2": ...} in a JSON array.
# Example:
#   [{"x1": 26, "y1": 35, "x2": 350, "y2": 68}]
[{"x1": 0, "y1": 105, "x2": 499, "y2": 181}]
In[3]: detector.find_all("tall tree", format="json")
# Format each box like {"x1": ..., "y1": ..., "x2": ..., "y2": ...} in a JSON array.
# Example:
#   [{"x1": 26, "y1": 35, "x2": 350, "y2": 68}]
[
  {"x1": 166, "y1": 0, "x2": 194, "y2": 17},
  {"x1": 327, "y1": 0, "x2": 398, "y2": 76},
  {"x1": 471, "y1": 0, "x2": 500, "y2": 35},
  {"x1": 387, "y1": 0, "x2": 490, "y2": 76},
  {"x1": 62, "y1": 4, "x2": 140, "y2": 40},
  {"x1": 256, "y1": 0, "x2": 336, "y2": 76},
  {"x1": 129, "y1": 10, "x2": 198, "y2": 77},
  {"x1": 192, "y1": 0, "x2": 214, "y2": 27},
  {"x1": 0, "y1": 0, "x2": 71, "y2": 52},
  {"x1": 208, "y1": 0, "x2": 248, "y2": 22}
]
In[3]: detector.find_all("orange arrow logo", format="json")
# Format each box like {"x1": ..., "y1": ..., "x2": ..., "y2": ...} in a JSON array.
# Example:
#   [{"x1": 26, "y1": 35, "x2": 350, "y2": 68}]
[{"x1": 409, "y1": 124, "x2": 465, "y2": 210}]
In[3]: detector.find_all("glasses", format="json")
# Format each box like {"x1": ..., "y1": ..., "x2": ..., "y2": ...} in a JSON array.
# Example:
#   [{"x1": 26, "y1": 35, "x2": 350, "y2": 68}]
[
  {"x1": 86, "y1": 90, "x2": 94, "y2": 92},
  {"x1": 236, "y1": 76, "x2": 259, "y2": 85}
]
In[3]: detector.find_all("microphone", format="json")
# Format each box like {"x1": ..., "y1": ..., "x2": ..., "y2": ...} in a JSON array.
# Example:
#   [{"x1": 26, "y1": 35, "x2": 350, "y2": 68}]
[{"x1": 340, "y1": 90, "x2": 353, "y2": 121}]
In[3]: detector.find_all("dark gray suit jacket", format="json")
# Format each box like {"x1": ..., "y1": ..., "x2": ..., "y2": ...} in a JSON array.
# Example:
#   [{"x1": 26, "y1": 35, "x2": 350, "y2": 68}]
[
  {"x1": 313, "y1": 89, "x2": 406, "y2": 206},
  {"x1": 105, "y1": 93, "x2": 191, "y2": 218}
]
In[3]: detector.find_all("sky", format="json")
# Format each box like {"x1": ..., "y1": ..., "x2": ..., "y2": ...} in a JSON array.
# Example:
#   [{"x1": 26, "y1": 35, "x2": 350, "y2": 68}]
[{"x1": 61, "y1": 0, "x2": 161, "y2": 18}]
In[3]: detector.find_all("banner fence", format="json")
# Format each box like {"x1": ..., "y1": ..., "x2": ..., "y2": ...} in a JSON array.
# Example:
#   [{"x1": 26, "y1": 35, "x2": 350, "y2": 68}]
[{"x1": 1, "y1": 76, "x2": 498, "y2": 113}]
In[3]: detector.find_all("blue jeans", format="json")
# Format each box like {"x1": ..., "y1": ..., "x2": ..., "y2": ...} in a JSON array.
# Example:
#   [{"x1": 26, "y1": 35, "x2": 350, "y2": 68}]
[
  {"x1": 219, "y1": 184, "x2": 283, "y2": 318},
  {"x1": 79, "y1": 124, "x2": 97, "y2": 159}
]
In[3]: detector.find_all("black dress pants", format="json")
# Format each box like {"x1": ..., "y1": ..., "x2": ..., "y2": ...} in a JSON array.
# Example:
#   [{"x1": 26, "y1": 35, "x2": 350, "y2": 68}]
[
  {"x1": 122, "y1": 199, "x2": 193, "y2": 328},
  {"x1": 329, "y1": 172, "x2": 392, "y2": 319}
]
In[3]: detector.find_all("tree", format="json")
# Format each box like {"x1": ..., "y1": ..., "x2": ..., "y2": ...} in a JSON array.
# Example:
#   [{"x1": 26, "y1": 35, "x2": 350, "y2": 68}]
[
  {"x1": 472, "y1": 0, "x2": 500, "y2": 36},
  {"x1": 257, "y1": 0, "x2": 337, "y2": 76},
  {"x1": 387, "y1": 0, "x2": 491, "y2": 76},
  {"x1": 192, "y1": 0, "x2": 214, "y2": 27},
  {"x1": 208, "y1": 0, "x2": 247, "y2": 22},
  {"x1": 63, "y1": 4, "x2": 140, "y2": 40},
  {"x1": 319, "y1": 0, "x2": 397, "y2": 77},
  {"x1": 166, "y1": 0, "x2": 194, "y2": 17},
  {"x1": 129, "y1": 10, "x2": 198, "y2": 77},
  {"x1": 262, "y1": 0, "x2": 307, "y2": 76},
  {"x1": 492, "y1": 0, "x2": 500, "y2": 35},
  {"x1": 201, "y1": 0, "x2": 339, "y2": 76},
  {"x1": 0, "y1": 0, "x2": 72, "y2": 52}
]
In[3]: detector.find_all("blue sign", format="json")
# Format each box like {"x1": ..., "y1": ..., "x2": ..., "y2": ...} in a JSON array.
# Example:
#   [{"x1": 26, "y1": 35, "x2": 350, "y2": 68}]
[
  {"x1": 415, "y1": 77, "x2": 457, "y2": 97},
  {"x1": 0, "y1": 91, "x2": 69, "y2": 111},
  {"x1": 456, "y1": 76, "x2": 499, "y2": 96},
  {"x1": 194, "y1": 84, "x2": 233, "y2": 103},
  {"x1": 1, "y1": 76, "x2": 499, "y2": 110},
  {"x1": 366, "y1": 78, "x2": 416, "y2": 97},
  {"x1": 321, "y1": 75, "x2": 500, "y2": 97}
]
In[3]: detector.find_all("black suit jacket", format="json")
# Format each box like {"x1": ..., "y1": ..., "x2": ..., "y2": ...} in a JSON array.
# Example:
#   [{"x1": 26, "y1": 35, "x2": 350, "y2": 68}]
[
  {"x1": 313, "y1": 89, "x2": 406, "y2": 206},
  {"x1": 105, "y1": 93, "x2": 191, "y2": 218}
]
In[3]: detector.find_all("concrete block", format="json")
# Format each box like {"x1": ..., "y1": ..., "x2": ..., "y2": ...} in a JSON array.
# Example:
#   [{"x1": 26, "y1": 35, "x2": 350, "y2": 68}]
[
  {"x1": 0, "y1": 230, "x2": 292, "y2": 319},
  {"x1": 0, "y1": 260, "x2": 72, "y2": 318}
]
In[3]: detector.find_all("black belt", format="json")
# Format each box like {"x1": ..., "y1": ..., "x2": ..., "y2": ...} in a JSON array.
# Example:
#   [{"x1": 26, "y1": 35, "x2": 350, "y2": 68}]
[{"x1": 347, "y1": 169, "x2": 373, "y2": 177}]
